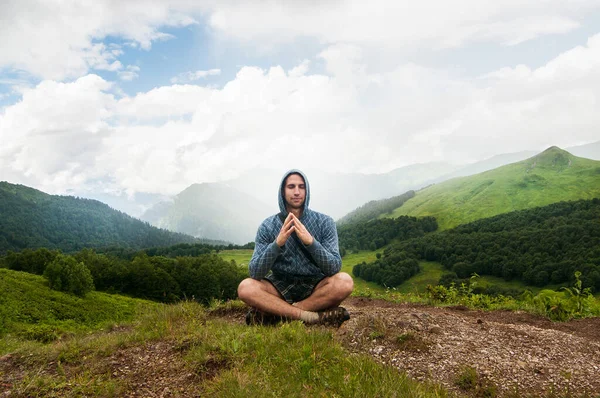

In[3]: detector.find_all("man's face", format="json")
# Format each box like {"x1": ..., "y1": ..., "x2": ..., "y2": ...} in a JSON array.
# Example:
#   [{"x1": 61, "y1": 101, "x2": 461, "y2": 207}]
[{"x1": 283, "y1": 174, "x2": 306, "y2": 210}]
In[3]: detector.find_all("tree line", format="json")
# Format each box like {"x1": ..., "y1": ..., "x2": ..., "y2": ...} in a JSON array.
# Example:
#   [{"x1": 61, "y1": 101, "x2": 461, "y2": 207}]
[
  {"x1": 1, "y1": 246, "x2": 248, "y2": 303},
  {"x1": 338, "y1": 215, "x2": 437, "y2": 254},
  {"x1": 353, "y1": 248, "x2": 421, "y2": 288}
]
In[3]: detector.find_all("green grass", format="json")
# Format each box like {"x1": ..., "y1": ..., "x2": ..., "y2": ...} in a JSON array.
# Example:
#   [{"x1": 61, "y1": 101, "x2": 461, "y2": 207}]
[
  {"x1": 218, "y1": 249, "x2": 253, "y2": 266},
  {"x1": 387, "y1": 148, "x2": 600, "y2": 230},
  {"x1": 195, "y1": 318, "x2": 448, "y2": 397},
  {"x1": 0, "y1": 268, "x2": 157, "y2": 353},
  {"x1": 3, "y1": 299, "x2": 450, "y2": 397},
  {"x1": 395, "y1": 262, "x2": 446, "y2": 294},
  {"x1": 475, "y1": 275, "x2": 562, "y2": 295}
]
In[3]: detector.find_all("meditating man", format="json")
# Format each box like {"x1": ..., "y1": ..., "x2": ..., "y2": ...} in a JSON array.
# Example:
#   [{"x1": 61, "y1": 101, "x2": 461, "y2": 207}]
[{"x1": 237, "y1": 169, "x2": 354, "y2": 325}]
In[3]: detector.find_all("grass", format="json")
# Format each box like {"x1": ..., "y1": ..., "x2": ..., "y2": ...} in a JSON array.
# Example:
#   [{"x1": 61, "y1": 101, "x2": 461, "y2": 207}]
[
  {"x1": 2, "y1": 298, "x2": 450, "y2": 397},
  {"x1": 395, "y1": 261, "x2": 446, "y2": 294},
  {"x1": 196, "y1": 318, "x2": 448, "y2": 397},
  {"x1": 475, "y1": 275, "x2": 561, "y2": 295},
  {"x1": 387, "y1": 148, "x2": 600, "y2": 230},
  {"x1": 454, "y1": 366, "x2": 498, "y2": 397},
  {"x1": 0, "y1": 268, "x2": 157, "y2": 354},
  {"x1": 218, "y1": 249, "x2": 253, "y2": 266}
]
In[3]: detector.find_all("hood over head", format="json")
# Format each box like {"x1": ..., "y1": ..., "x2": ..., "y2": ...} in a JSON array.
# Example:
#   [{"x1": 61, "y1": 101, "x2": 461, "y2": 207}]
[{"x1": 278, "y1": 169, "x2": 310, "y2": 216}]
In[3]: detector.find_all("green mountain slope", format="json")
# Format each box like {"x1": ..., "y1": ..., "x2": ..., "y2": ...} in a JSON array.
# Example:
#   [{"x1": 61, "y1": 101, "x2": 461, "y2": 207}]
[
  {"x1": 0, "y1": 268, "x2": 156, "y2": 343},
  {"x1": 0, "y1": 182, "x2": 198, "y2": 254},
  {"x1": 388, "y1": 147, "x2": 600, "y2": 230}
]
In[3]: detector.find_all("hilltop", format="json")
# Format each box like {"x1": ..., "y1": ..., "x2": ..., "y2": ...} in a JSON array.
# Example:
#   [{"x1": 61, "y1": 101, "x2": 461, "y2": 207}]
[{"x1": 387, "y1": 147, "x2": 600, "y2": 230}]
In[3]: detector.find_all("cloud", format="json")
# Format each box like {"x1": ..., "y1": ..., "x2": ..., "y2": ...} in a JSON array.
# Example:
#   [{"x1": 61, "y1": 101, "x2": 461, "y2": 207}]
[
  {"x1": 118, "y1": 65, "x2": 141, "y2": 81},
  {"x1": 2, "y1": 0, "x2": 598, "y2": 82},
  {"x1": 116, "y1": 84, "x2": 212, "y2": 121},
  {"x1": 441, "y1": 32, "x2": 600, "y2": 161},
  {"x1": 0, "y1": 0, "x2": 197, "y2": 80},
  {"x1": 0, "y1": 75, "x2": 116, "y2": 193},
  {"x1": 170, "y1": 69, "x2": 221, "y2": 84},
  {"x1": 206, "y1": 0, "x2": 595, "y2": 50},
  {"x1": 2, "y1": 32, "x2": 600, "y2": 197}
]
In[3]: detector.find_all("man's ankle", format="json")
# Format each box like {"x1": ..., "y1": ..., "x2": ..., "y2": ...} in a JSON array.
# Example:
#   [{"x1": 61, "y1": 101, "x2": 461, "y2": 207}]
[{"x1": 298, "y1": 310, "x2": 319, "y2": 324}]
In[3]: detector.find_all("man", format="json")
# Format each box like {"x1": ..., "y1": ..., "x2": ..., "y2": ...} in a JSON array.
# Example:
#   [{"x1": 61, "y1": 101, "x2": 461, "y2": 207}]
[{"x1": 237, "y1": 169, "x2": 354, "y2": 326}]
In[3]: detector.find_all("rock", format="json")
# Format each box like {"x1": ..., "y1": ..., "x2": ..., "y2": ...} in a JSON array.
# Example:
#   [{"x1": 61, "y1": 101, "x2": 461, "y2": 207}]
[{"x1": 429, "y1": 325, "x2": 443, "y2": 334}]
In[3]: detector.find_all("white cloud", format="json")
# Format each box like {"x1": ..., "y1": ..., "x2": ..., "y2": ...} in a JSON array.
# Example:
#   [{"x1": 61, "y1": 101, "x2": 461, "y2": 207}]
[
  {"x1": 0, "y1": 75, "x2": 116, "y2": 193},
  {"x1": 207, "y1": 0, "x2": 596, "y2": 50},
  {"x1": 2, "y1": 29, "x2": 600, "y2": 197},
  {"x1": 170, "y1": 69, "x2": 221, "y2": 84},
  {"x1": 0, "y1": 0, "x2": 197, "y2": 80},
  {"x1": 116, "y1": 84, "x2": 212, "y2": 121},
  {"x1": 287, "y1": 60, "x2": 310, "y2": 77},
  {"x1": 439, "y1": 32, "x2": 600, "y2": 162},
  {"x1": 2, "y1": 0, "x2": 598, "y2": 82},
  {"x1": 118, "y1": 65, "x2": 141, "y2": 81}
]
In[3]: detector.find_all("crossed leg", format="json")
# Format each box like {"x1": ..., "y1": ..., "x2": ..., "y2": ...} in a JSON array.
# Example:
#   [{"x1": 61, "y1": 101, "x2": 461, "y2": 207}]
[{"x1": 237, "y1": 272, "x2": 354, "y2": 320}]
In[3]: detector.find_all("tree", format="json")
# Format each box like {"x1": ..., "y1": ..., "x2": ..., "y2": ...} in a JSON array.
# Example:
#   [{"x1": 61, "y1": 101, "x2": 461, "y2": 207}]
[{"x1": 43, "y1": 254, "x2": 95, "y2": 297}]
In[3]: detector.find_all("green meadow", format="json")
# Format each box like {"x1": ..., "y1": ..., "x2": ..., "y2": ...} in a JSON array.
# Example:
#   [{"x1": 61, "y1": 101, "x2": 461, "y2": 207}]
[
  {"x1": 388, "y1": 148, "x2": 600, "y2": 230},
  {"x1": 218, "y1": 249, "x2": 254, "y2": 266}
]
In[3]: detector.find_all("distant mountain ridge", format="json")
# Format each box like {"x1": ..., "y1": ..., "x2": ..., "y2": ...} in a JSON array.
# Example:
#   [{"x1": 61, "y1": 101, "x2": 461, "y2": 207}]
[
  {"x1": 0, "y1": 182, "x2": 198, "y2": 254},
  {"x1": 140, "y1": 182, "x2": 271, "y2": 244},
  {"x1": 388, "y1": 147, "x2": 600, "y2": 230}
]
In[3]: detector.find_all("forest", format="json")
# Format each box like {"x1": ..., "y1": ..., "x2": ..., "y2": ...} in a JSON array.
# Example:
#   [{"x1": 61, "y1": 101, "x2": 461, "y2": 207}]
[
  {"x1": 0, "y1": 182, "x2": 200, "y2": 254},
  {"x1": 354, "y1": 199, "x2": 600, "y2": 291},
  {"x1": 338, "y1": 215, "x2": 437, "y2": 254}
]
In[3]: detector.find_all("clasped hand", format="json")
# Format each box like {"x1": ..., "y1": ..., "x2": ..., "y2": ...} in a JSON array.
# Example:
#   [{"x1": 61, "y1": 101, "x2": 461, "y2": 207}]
[{"x1": 276, "y1": 213, "x2": 314, "y2": 247}]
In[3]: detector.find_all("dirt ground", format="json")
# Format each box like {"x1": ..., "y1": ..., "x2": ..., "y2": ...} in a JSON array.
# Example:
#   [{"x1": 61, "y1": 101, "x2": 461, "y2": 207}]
[{"x1": 337, "y1": 297, "x2": 600, "y2": 397}]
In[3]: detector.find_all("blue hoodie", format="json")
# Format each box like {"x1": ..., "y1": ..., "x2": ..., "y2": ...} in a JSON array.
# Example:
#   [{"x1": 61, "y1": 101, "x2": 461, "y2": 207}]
[{"x1": 248, "y1": 169, "x2": 342, "y2": 280}]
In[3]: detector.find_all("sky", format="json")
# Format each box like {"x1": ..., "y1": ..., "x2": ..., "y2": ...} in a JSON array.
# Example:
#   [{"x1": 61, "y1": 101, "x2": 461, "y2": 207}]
[{"x1": 1, "y1": 0, "x2": 600, "y2": 202}]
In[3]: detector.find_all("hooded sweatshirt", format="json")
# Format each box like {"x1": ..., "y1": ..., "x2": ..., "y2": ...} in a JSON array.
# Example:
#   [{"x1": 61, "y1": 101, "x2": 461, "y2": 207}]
[{"x1": 248, "y1": 169, "x2": 342, "y2": 280}]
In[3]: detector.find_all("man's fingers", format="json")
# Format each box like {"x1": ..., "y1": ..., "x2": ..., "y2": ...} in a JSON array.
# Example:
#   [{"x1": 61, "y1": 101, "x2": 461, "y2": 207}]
[
  {"x1": 290, "y1": 214, "x2": 304, "y2": 228},
  {"x1": 285, "y1": 225, "x2": 295, "y2": 237},
  {"x1": 281, "y1": 216, "x2": 294, "y2": 232}
]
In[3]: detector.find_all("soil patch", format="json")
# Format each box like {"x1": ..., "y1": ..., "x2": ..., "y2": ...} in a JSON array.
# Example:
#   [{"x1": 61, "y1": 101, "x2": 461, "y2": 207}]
[{"x1": 337, "y1": 297, "x2": 600, "y2": 397}]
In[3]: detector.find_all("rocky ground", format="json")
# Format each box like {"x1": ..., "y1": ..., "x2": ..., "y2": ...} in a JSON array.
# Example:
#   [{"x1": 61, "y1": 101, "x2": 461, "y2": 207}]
[{"x1": 337, "y1": 297, "x2": 600, "y2": 397}]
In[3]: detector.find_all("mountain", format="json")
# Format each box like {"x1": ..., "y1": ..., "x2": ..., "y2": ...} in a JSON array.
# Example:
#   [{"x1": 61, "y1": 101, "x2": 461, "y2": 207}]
[
  {"x1": 566, "y1": 140, "x2": 600, "y2": 161},
  {"x1": 0, "y1": 182, "x2": 198, "y2": 254},
  {"x1": 140, "y1": 182, "x2": 271, "y2": 244},
  {"x1": 388, "y1": 147, "x2": 600, "y2": 230}
]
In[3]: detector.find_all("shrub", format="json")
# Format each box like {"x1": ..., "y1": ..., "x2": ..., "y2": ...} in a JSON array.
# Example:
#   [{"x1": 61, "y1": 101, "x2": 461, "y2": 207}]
[{"x1": 43, "y1": 254, "x2": 95, "y2": 297}]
